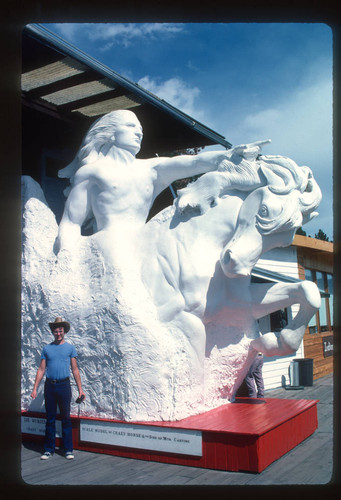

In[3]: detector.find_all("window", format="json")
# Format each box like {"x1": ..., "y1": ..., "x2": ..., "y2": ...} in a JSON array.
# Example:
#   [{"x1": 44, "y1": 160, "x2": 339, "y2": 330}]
[
  {"x1": 327, "y1": 273, "x2": 333, "y2": 328},
  {"x1": 270, "y1": 308, "x2": 288, "y2": 332},
  {"x1": 305, "y1": 269, "x2": 333, "y2": 334}
]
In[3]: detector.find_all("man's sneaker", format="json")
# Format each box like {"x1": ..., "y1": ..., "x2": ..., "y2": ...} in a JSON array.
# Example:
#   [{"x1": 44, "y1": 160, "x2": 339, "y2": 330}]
[
  {"x1": 65, "y1": 452, "x2": 74, "y2": 460},
  {"x1": 40, "y1": 452, "x2": 52, "y2": 460}
]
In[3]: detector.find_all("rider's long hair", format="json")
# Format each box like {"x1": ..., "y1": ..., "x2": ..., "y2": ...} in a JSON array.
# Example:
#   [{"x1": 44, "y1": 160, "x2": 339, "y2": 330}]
[{"x1": 58, "y1": 110, "x2": 140, "y2": 195}]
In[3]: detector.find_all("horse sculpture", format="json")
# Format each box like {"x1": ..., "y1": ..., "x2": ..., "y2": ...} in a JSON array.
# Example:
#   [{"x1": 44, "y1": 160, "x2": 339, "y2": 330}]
[
  {"x1": 21, "y1": 148, "x2": 322, "y2": 421},
  {"x1": 139, "y1": 153, "x2": 322, "y2": 408}
]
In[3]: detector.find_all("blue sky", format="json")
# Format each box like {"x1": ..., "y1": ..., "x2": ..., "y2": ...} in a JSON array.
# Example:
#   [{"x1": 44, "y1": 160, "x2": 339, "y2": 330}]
[{"x1": 43, "y1": 22, "x2": 333, "y2": 239}]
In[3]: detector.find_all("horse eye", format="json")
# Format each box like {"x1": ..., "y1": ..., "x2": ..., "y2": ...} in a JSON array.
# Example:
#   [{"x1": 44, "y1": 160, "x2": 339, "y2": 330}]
[{"x1": 259, "y1": 205, "x2": 269, "y2": 217}]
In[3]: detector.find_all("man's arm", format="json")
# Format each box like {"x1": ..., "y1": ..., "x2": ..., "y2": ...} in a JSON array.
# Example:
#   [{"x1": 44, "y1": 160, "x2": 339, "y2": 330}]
[
  {"x1": 31, "y1": 359, "x2": 46, "y2": 399},
  {"x1": 71, "y1": 357, "x2": 85, "y2": 399}
]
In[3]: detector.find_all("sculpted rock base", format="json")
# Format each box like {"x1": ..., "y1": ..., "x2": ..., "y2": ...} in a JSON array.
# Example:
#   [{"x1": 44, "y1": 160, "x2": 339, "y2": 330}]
[
  {"x1": 21, "y1": 143, "x2": 322, "y2": 422},
  {"x1": 21, "y1": 176, "x2": 257, "y2": 421},
  {"x1": 22, "y1": 111, "x2": 322, "y2": 422}
]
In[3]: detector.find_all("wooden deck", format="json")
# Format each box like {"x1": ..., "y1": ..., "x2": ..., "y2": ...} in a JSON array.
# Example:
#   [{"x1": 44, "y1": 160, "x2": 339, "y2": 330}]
[{"x1": 21, "y1": 373, "x2": 334, "y2": 485}]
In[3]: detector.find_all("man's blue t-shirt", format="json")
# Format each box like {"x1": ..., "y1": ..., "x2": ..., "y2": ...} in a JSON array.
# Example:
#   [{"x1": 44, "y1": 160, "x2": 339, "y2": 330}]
[{"x1": 41, "y1": 342, "x2": 77, "y2": 380}]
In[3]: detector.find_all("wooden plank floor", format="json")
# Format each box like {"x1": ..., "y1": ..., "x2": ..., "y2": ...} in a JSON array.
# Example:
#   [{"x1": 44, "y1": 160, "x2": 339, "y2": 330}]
[{"x1": 21, "y1": 373, "x2": 334, "y2": 485}]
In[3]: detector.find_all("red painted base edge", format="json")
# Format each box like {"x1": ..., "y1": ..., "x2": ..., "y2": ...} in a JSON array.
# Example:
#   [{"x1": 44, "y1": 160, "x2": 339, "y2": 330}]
[{"x1": 22, "y1": 397, "x2": 318, "y2": 472}]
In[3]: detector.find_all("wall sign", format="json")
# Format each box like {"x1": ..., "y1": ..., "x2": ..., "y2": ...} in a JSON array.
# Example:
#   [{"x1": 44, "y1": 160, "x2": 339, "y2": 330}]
[
  {"x1": 322, "y1": 335, "x2": 333, "y2": 358},
  {"x1": 80, "y1": 420, "x2": 203, "y2": 456},
  {"x1": 21, "y1": 416, "x2": 62, "y2": 437}
]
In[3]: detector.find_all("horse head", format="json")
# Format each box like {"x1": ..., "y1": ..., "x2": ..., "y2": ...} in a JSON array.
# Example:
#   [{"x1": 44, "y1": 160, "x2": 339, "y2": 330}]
[{"x1": 220, "y1": 155, "x2": 322, "y2": 278}]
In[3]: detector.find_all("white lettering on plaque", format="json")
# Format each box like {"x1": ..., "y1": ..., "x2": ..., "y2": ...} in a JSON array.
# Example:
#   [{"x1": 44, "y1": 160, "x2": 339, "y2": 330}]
[
  {"x1": 21, "y1": 416, "x2": 62, "y2": 437},
  {"x1": 80, "y1": 420, "x2": 202, "y2": 456}
]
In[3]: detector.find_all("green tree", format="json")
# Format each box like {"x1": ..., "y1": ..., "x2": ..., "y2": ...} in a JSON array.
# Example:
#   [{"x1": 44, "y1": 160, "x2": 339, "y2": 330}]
[
  {"x1": 314, "y1": 229, "x2": 329, "y2": 241},
  {"x1": 296, "y1": 227, "x2": 307, "y2": 236}
]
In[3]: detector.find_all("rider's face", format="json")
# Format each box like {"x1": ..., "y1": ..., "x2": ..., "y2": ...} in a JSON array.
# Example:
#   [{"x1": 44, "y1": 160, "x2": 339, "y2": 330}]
[{"x1": 112, "y1": 115, "x2": 143, "y2": 155}]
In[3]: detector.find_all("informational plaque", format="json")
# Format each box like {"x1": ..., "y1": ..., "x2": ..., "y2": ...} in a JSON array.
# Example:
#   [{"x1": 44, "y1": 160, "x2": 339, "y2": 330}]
[
  {"x1": 80, "y1": 420, "x2": 203, "y2": 456},
  {"x1": 21, "y1": 416, "x2": 62, "y2": 437}
]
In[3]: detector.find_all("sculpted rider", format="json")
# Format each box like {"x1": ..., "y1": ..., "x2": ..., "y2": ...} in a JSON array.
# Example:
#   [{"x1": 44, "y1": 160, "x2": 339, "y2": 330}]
[
  {"x1": 21, "y1": 107, "x2": 322, "y2": 421},
  {"x1": 56, "y1": 110, "x2": 264, "y2": 253}
]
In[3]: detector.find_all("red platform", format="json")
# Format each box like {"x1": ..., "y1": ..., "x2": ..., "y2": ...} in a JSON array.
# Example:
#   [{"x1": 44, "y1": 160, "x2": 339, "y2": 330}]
[{"x1": 22, "y1": 397, "x2": 318, "y2": 473}]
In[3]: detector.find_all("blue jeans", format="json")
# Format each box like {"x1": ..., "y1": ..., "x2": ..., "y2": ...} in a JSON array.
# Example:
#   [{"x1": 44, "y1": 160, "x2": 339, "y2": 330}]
[
  {"x1": 245, "y1": 354, "x2": 265, "y2": 398},
  {"x1": 44, "y1": 378, "x2": 73, "y2": 453}
]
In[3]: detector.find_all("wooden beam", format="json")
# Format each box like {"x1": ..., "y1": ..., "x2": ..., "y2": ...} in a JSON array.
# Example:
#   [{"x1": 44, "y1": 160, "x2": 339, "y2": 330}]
[
  {"x1": 293, "y1": 234, "x2": 333, "y2": 253},
  {"x1": 22, "y1": 95, "x2": 74, "y2": 123}
]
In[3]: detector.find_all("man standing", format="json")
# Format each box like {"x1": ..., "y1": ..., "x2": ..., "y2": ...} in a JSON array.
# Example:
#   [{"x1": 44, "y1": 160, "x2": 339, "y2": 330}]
[
  {"x1": 31, "y1": 316, "x2": 85, "y2": 460},
  {"x1": 244, "y1": 353, "x2": 265, "y2": 399}
]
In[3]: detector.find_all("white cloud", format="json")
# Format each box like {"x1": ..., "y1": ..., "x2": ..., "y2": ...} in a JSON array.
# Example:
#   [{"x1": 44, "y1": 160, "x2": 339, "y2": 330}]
[
  {"x1": 51, "y1": 23, "x2": 184, "y2": 48},
  {"x1": 51, "y1": 23, "x2": 80, "y2": 41},
  {"x1": 95, "y1": 23, "x2": 184, "y2": 49},
  {"x1": 229, "y1": 78, "x2": 332, "y2": 157},
  {"x1": 137, "y1": 71, "x2": 333, "y2": 237},
  {"x1": 224, "y1": 77, "x2": 333, "y2": 238},
  {"x1": 138, "y1": 76, "x2": 202, "y2": 119}
]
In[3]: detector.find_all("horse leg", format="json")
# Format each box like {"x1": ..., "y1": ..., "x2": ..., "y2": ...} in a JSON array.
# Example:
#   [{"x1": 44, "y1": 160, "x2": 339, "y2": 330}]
[{"x1": 249, "y1": 280, "x2": 321, "y2": 356}]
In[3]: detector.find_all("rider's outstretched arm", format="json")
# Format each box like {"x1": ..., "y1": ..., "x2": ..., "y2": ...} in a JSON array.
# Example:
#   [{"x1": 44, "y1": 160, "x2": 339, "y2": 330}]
[
  {"x1": 152, "y1": 150, "x2": 233, "y2": 195},
  {"x1": 152, "y1": 141, "x2": 270, "y2": 197}
]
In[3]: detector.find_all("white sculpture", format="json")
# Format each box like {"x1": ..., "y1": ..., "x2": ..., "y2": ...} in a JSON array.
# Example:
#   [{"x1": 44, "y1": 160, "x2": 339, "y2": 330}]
[
  {"x1": 56, "y1": 110, "x2": 238, "y2": 254},
  {"x1": 21, "y1": 110, "x2": 322, "y2": 421}
]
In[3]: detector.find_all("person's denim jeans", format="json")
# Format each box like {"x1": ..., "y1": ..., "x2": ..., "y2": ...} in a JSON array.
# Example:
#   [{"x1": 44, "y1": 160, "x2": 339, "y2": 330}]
[
  {"x1": 245, "y1": 354, "x2": 265, "y2": 398},
  {"x1": 44, "y1": 378, "x2": 73, "y2": 453}
]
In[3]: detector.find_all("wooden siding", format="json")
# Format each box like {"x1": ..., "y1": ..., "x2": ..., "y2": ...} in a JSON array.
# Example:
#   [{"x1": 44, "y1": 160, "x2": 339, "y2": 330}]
[
  {"x1": 303, "y1": 333, "x2": 333, "y2": 379},
  {"x1": 295, "y1": 237, "x2": 333, "y2": 380},
  {"x1": 262, "y1": 349, "x2": 304, "y2": 390},
  {"x1": 257, "y1": 245, "x2": 299, "y2": 278},
  {"x1": 259, "y1": 313, "x2": 304, "y2": 390}
]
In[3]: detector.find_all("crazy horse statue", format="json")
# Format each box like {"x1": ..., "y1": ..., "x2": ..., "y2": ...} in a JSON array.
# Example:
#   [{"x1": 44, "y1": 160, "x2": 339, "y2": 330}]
[{"x1": 21, "y1": 110, "x2": 322, "y2": 421}]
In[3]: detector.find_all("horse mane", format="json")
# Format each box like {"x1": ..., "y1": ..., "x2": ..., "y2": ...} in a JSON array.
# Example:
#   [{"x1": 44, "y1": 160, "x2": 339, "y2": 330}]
[
  {"x1": 217, "y1": 154, "x2": 263, "y2": 189},
  {"x1": 175, "y1": 153, "x2": 321, "y2": 233},
  {"x1": 255, "y1": 155, "x2": 322, "y2": 234}
]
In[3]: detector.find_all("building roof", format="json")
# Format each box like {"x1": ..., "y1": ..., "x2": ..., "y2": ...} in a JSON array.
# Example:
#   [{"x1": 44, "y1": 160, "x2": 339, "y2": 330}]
[{"x1": 22, "y1": 24, "x2": 232, "y2": 157}]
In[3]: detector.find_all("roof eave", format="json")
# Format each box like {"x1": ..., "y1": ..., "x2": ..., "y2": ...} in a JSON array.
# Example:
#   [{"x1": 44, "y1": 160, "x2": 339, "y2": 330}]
[{"x1": 24, "y1": 23, "x2": 232, "y2": 149}]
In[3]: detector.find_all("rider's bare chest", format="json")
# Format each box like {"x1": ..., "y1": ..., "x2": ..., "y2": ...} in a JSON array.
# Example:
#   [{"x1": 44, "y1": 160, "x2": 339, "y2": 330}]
[{"x1": 93, "y1": 163, "x2": 155, "y2": 200}]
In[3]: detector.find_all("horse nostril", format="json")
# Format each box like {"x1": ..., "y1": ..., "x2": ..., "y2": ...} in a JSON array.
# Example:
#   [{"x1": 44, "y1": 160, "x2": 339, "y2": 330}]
[{"x1": 222, "y1": 249, "x2": 232, "y2": 265}]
